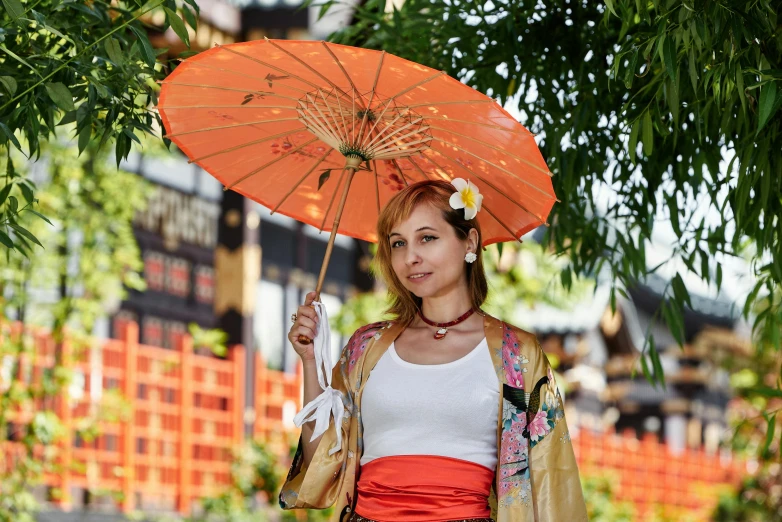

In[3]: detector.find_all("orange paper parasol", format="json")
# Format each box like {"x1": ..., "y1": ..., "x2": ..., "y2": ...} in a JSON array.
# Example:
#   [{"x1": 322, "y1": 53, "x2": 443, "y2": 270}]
[{"x1": 158, "y1": 39, "x2": 556, "y2": 300}]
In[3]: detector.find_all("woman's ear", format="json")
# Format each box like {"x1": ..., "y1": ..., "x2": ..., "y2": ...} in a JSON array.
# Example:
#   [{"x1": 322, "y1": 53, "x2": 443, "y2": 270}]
[{"x1": 467, "y1": 228, "x2": 479, "y2": 254}]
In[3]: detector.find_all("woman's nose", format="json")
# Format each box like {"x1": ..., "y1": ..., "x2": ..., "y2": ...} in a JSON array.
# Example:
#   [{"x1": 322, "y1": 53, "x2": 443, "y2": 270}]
[{"x1": 405, "y1": 246, "x2": 421, "y2": 265}]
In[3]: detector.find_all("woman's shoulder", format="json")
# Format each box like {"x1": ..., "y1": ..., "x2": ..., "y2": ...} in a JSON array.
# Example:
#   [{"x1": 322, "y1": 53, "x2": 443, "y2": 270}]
[
  {"x1": 488, "y1": 316, "x2": 551, "y2": 387},
  {"x1": 484, "y1": 314, "x2": 538, "y2": 345},
  {"x1": 343, "y1": 320, "x2": 394, "y2": 354},
  {"x1": 348, "y1": 320, "x2": 393, "y2": 341},
  {"x1": 341, "y1": 320, "x2": 394, "y2": 371}
]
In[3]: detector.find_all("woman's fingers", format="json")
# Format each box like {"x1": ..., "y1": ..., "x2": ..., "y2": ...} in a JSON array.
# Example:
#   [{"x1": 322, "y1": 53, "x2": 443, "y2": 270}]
[
  {"x1": 297, "y1": 304, "x2": 318, "y2": 323},
  {"x1": 288, "y1": 323, "x2": 316, "y2": 343},
  {"x1": 297, "y1": 314, "x2": 317, "y2": 332},
  {"x1": 295, "y1": 325, "x2": 316, "y2": 341},
  {"x1": 288, "y1": 291, "x2": 319, "y2": 353}
]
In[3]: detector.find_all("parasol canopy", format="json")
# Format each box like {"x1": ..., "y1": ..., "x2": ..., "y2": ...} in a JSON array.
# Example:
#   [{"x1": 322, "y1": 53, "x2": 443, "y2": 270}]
[{"x1": 158, "y1": 39, "x2": 556, "y2": 252}]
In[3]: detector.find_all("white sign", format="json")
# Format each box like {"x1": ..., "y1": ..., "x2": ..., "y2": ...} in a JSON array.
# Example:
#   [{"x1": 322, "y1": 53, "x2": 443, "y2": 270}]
[{"x1": 135, "y1": 186, "x2": 221, "y2": 251}]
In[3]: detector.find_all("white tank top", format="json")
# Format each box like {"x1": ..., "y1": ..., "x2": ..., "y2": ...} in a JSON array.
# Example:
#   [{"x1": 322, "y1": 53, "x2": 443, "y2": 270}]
[{"x1": 359, "y1": 338, "x2": 499, "y2": 471}]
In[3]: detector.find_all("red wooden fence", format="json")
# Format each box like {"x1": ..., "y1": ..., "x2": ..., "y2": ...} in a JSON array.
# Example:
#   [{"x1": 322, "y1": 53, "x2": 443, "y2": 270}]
[
  {"x1": 572, "y1": 425, "x2": 747, "y2": 520},
  {"x1": 1, "y1": 321, "x2": 301, "y2": 514},
  {"x1": 254, "y1": 349, "x2": 304, "y2": 458}
]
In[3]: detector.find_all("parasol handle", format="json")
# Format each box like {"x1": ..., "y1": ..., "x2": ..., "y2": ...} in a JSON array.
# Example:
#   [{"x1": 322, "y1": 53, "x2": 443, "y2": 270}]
[{"x1": 297, "y1": 158, "x2": 361, "y2": 345}]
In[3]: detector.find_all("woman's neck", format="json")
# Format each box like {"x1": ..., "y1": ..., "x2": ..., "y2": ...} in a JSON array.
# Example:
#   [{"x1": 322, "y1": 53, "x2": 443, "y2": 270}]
[{"x1": 419, "y1": 291, "x2": 474, "y2": 324}]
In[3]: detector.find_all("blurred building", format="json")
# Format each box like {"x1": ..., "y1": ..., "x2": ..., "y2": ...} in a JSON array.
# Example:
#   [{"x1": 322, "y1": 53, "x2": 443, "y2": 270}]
[
  {"x1": 522, "y1": 268, "x2": 746, "y2": 455},
  {"x1": 113, "y1": 152, "x2": 223, "y2": 349},
  {"x1": 515, "y1": 264, "x2": 751, "y2": 519}
]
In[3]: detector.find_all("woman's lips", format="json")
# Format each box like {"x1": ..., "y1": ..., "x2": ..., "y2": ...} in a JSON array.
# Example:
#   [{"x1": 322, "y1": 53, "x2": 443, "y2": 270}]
[{"x1": 407, "y1": 272, "x2": 432, "y2": 283}]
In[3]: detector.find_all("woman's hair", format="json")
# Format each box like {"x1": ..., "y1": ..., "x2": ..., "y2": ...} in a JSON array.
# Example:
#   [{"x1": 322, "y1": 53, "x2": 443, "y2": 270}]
[{"x1": 375, "y1": 179, "x2": 488, "y2": 325}]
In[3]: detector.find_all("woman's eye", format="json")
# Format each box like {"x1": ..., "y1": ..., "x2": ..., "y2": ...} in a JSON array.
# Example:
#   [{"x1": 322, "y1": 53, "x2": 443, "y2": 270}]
[
  {"x1": 391, "y1": 240, "x2": 405, "y2": 248},
  {"x1": 422, "y1": 235, "x2": 437, "y2": 243}
]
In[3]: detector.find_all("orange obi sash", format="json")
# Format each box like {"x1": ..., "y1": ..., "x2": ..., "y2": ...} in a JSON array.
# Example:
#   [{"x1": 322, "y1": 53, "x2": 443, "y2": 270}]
[{"x1": 354, "y1": 455, "x2": 495, "y2": 522}]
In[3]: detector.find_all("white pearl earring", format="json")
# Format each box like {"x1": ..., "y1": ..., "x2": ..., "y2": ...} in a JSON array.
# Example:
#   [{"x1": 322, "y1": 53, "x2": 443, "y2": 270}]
[{"x1": 465, "y1": 252, "x2": 477, "y2": 263}]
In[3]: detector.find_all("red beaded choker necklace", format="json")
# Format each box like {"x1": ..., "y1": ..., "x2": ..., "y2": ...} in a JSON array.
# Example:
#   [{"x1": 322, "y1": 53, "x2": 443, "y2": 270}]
[{"x1": 417, "y1": 308, "x2": 475, "y2": 340}]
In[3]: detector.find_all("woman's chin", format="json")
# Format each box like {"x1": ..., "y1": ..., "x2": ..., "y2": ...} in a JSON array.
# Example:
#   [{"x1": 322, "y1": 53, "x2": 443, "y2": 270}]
[
  {"x1": 400, "y1": 277, "x2": 428, "y2": 297},
  {"x1": 406, "y1": 286, "x2": 438, "y2": 299},
  {"x1": 402, "y1": 284, "x2": 427, "y2": 298}
]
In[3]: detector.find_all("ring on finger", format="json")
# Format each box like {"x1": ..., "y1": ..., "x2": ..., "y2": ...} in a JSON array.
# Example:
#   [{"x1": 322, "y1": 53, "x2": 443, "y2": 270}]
[{"x1": 291, "y1": 313, "x2": 297, "y2": 324}]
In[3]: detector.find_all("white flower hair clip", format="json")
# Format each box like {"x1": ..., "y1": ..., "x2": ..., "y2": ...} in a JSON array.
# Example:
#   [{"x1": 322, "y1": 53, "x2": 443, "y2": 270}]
[{"x1": 449, "y1": 178, "x2": 483, "y2": 220}]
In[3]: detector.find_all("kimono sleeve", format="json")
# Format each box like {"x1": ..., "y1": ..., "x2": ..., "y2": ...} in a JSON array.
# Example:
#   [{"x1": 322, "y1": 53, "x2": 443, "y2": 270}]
[
  {"x1": 525, "y1": 337, "x2": 588, "y2": 522},
  {"x1": 278, "y1": 341, "x2": 354, "y2": 510}
]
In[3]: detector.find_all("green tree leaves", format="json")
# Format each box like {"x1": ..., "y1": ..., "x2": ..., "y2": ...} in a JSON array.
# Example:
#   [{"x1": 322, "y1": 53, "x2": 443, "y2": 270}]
[
  {"x1": 164, "y1": 7, "x2": 189, "y2": 47},
  {"x1": 757, "y1": 80, "x2": 781, "y2": 136},
  {"x1": 104, "y1": 38, "x2": 124, "y2": 66},
  {"x1": 604, "y1": 0, "x2": 619, "y2": 18},
  {"x1": 327, "y1": 0, "x2": 782, "y2": 389},
  {"x1": 44, "y1": 82, "x2": 75, "y2": 112},
  {"x1": 129, "y1": 24, "x2": 158, "y2": 68},
  {"x1": 641, "y1": 110, "x2": 653, "y2": 156},
  {"x1": 1, "y1": 0, "x2": 200, "y2": 258},
  {"x1": 1, "y1": 0, "x2": 23, "y2": 20},
  {"x1": 0, "y1": 76, "x2": 17, "y2": 95},
  {"x1": 662, "y1": 34, "x2": 677, "y2": 84}
]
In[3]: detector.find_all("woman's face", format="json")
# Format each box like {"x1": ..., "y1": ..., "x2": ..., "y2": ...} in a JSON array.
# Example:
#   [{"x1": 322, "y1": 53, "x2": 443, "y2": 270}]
[{"x1": 388, "y1": 203, "x2": 476, "y2": 299}]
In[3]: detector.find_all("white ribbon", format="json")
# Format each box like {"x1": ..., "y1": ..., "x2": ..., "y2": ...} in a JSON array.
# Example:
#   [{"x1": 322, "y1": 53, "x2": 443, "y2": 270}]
[{"x1": 292, "y1": 300, "x2": 345, "y2": 456}]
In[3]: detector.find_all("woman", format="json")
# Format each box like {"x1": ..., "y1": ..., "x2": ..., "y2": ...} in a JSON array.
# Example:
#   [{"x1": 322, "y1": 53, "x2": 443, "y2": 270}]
[{"x1": 280, "y1": 179, "x2": 588, "y2": 522}]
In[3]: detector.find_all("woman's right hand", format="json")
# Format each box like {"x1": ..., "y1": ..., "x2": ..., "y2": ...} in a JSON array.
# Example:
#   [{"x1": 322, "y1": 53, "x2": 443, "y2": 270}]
[{"x1": 288, "y1": 291, "x2": 319, "y2": 362}]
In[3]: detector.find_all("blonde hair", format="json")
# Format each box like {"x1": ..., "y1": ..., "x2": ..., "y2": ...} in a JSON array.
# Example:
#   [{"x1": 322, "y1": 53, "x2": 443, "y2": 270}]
[{"x1": 375, "y1": 179, "x2": 488, "y2": 325}]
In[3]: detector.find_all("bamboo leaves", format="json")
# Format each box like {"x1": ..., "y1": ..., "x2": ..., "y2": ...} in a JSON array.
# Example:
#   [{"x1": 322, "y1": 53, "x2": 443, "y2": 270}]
[
  {"x1": 0, "y1": 76, "x2": 16, "y2": 96},
  {"x1": 662, "y1": 35, "x2": 677, "y2": 83},
  {"x1": 1, "y1": 0, "x2": 23, "y2": 20},
  {"x1": 757, "y1": 80, "x2": 781, "y2": 136},
  {"x1": 628, "y1": 117, "x2": 640, "y2": 163},
  {"x1": 104, "y1": 38, "x2": 124, "y2": 66},
  {"x1": 163, "y1": 7, "x2": 189, "y2": 48},
  {"x1": 129, "y1": 25, "x2": 157, "y2": 68},
  {"x1": 44, "y1": 82, "x2": 75, "y2": 112},
  {"x1": 1, "y1": 0, "x2": 200, "y2": 257},
  {"x1": 604, "y1": 0, "x2": 619, "y2": 17},
  {"x1": 642, "y1": 111, "x2": 653, "y2": 156}
]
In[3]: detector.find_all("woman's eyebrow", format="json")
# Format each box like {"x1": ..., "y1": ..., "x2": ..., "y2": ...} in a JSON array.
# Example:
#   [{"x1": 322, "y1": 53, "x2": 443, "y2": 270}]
[{"x1": 388, "y1": 226, "x2": 437, "y2": 239}]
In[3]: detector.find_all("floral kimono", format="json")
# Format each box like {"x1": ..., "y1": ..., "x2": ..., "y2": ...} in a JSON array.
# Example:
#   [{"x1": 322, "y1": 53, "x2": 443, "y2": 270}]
[{"x1": 279, "y1": 313, "x2": 588, "y2": 522}]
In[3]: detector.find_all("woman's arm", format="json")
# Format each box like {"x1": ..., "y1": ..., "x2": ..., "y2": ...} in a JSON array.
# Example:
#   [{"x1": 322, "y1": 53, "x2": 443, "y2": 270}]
[
  {"x1": 287, "y1": 291, "x2": 326, "y2": 468},
  {"x1": 526, "y1": 337, "x2": 588, "y2": 521},
  {"x1": 300, "y1": 358, "x2": 324, "y2": 468},
  {"x1": 280, "y1": 320, "x2": 387, "y2": 510}
]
